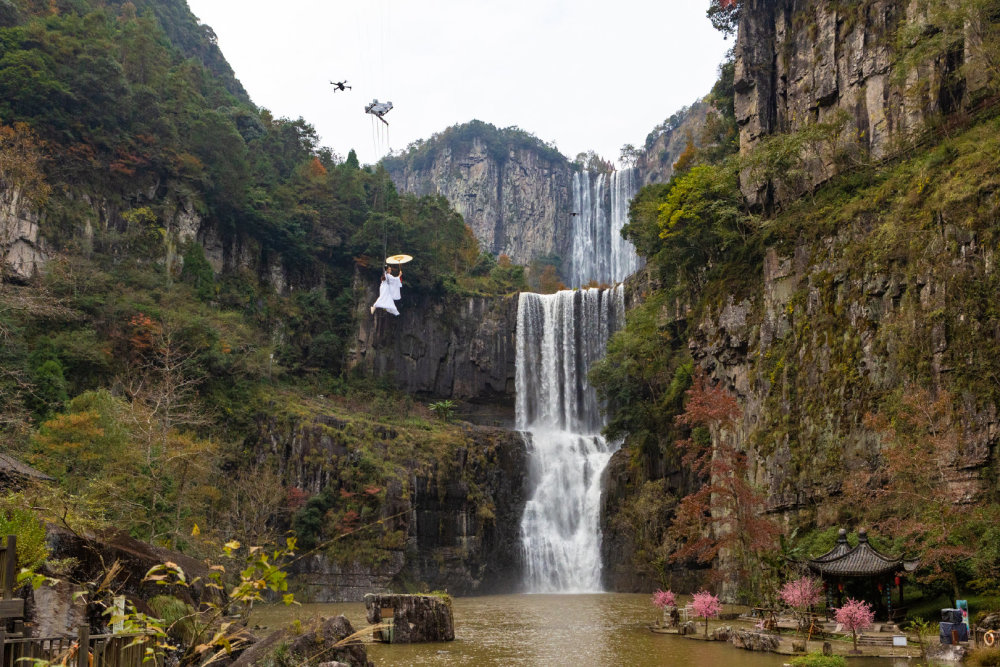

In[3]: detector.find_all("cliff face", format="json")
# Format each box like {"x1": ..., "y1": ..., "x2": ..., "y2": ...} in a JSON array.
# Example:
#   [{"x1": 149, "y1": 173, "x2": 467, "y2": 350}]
[
  {"x1": 349, "y1": 278, "x2": 518, "y2": 407},
  {"x1": 387, "y1": 136, "x2": 575, "y2": 267},
  {"x1": 734, "y1": 0, "x2": 983, "y2": 206},
  {"x1": 637, "y1": 101, "x2": 711, "y2": 188},
  {"x1": 0, "y1": 186, "x2": 45, "y2": 283},
  {"x1": 252, "y1": 412, "x2": 528, "y2": 601},
  {"x1": 0, "y1": 183, "x2": 298, "y2": 293}
]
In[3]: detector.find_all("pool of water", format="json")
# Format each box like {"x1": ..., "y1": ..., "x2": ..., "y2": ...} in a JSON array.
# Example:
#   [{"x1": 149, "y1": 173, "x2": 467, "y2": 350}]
[{"x1": 252, "y1": 593, "x2": 914, "y2": 666}]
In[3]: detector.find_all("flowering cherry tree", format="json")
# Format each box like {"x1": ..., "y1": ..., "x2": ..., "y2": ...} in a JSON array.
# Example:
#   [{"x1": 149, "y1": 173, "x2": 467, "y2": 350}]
[
  {"x1": 692, "y1": 590, "x2": 722, "y2": 638},
  {"x1": 779, "y1": 576, "x2": 823, "y2": 631},
  {"x1": 652, "y1": 589, "x2": 676, "y2": 609},
  {"x1": 835, "y1": 598, "x2": 875, "y2": 653}
]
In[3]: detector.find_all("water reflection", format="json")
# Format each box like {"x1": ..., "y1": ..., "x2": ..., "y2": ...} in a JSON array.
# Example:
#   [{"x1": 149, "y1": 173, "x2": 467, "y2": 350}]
[{"x1": 252, "y1": 593, "x2": 911, "y2": 666}]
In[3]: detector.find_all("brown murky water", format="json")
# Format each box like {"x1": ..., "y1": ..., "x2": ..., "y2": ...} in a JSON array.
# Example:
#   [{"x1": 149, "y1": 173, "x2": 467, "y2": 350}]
[{"x1": 253, "y1": 593, "x2": 912, "y2": 666}]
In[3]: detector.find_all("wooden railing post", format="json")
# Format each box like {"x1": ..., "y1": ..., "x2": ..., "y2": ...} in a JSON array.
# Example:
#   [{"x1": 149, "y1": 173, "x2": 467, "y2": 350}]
[
  {"x1": 0, "y1": 629, "x2": 7, "y2": 667},
  {"x1": 2, "y1": 536, "x2": 16, "y2": 598},
  {"x1": 77, "y1": 626, "x2": 89, "y2": 667}
]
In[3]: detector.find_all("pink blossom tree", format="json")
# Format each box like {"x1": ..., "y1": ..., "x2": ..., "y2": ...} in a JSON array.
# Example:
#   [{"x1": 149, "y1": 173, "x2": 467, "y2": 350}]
[
  {"x1": 779, "y1": 576, "x2": 823, "y2": 632},
  {"x1": 652, "y1": 589, "x2": 676, "y2": 609},
  {"x1": 691, "y1": 590, "x2": 722, "y2": 638},
  {"x1": 835, "y1": 598, "x2": 875, "y2": 653},
  {"x1": 652, "y1": 589, "x2": 678, "y2": 627}
]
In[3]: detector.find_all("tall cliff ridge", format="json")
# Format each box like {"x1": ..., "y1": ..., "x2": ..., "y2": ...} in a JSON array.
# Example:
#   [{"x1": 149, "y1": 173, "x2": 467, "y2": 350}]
[
  {"x1": 384, "y1": 122, "x2": 574, "y2": 268},
  {"x1": 636, "y1": 100, "x2": 711, "y2": 187},
  {"x1": 596, "y1": 0, "x2": 1000, "y2": 596},
  {"x1": 734, "y1": 0, "x2": 988, "y2": 206}
]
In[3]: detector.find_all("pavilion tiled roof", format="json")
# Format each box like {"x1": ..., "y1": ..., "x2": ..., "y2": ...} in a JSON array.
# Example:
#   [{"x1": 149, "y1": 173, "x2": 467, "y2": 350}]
[{"x1": 808, "y1": 529, "x2": 919, "y2": 577}]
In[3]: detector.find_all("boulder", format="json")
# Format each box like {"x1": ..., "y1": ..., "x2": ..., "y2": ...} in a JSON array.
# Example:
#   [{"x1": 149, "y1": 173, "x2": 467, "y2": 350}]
[
  {"x1": 731, "y1": 629, "x2": 780, "y2": 652},
  {"x1": 679, "y1": 621, "x2": 698, "y2": 636},
  {"x1": 364, "y1": 593, "x2": 454, "y2": 643},
  {"x1": 230, "y1": 616, "x2": 371, "y2": 667},
  {"x1": 712, "y1": 625, "x2": 732, "y2": 641}
]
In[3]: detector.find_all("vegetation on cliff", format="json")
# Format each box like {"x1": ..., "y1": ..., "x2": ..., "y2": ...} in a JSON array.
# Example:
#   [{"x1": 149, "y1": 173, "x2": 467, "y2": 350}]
[
  {"x1": 0, "y1": 0, "x2": 525, "y2": 586},
  {"x1": 381, "y1": 119, "x2": 565, "y2": 173},
  {"x1": 595, "y1": 0, "x2": 1000, "y2": 611}
]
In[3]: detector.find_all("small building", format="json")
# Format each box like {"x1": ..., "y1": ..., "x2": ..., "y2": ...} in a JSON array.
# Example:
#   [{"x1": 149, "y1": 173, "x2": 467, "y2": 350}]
[{"x1": 808, "y1": 528, "x2": 918, "y2": 621}]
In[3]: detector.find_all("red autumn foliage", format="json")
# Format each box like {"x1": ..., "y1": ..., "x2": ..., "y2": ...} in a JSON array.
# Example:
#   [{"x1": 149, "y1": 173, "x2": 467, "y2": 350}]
[
  {"x1": 339, "y1": 488, "x2": 355, "y2": 499},
  {"x1": 128, "y1": 313, "x2": 162, "y2": 359},
  {"x1": 669, "y1": 373, "x2": 778, "y2": 594},
  {"x1": 337, "y1": 509, "x2": 360, "y2": 533},
  {"x1": 285, "y1": 487, "x2": 308, "y2": 511},
  {"x1": 844, "y1": 386, "x2": 981, "y2": 598}
]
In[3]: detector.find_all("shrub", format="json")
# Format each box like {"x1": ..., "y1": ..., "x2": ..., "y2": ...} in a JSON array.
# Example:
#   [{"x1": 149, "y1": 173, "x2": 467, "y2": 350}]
[
  {"x1": 789, "y1": 654, "x2": 847, "y2": 667},
  {"x1": 968, "y1": 647, "x2": 1000, "y2": 667},
  {"x1": 0, "y1": 501, "x2": 48, "y2": 570},
  {"x1": 428, "y1": 400, "x2": 456, "y2": 422},
  {"x1": 148, "y1": 594, "x2": 197, "y2": 644}
]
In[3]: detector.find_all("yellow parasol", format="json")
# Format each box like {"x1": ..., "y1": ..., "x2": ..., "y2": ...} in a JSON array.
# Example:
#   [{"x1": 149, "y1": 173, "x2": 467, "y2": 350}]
[{"x1": 385, "y1": 254, "x2": 413, "y2": 265}]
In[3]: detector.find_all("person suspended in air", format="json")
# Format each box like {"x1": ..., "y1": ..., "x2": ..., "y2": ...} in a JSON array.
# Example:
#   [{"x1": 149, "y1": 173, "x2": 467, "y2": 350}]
[
  {"x1": 330, "y1": 80, "x2": 351, "y2": 92},
  {"x1": 370, "y1": 267, "x2": 400, "y2": 316},
  {"x1": 385, "y1": 265, "x2": 402, "y2": 302}
]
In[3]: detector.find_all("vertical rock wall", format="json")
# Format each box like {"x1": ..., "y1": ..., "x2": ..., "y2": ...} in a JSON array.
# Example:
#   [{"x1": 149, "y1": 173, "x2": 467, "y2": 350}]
[
  {"x1": 350, "y1": 278, "x2": 519, "y2": 406},
  {"x1": 734, "y1": 0, "x2": 983, "y2": 206},
  {"x1": 387, "y1": 138, "x2": 575, "y2": 267}
]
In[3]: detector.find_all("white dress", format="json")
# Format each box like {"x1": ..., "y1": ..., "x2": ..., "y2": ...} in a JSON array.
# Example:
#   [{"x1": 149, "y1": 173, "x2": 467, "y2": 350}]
[
  {"x1": 386, "y1": 272, "x2": 402, "y2": 301},
  {"x1": 372, "y1": 279, "x2": 400, "y2": 315}
]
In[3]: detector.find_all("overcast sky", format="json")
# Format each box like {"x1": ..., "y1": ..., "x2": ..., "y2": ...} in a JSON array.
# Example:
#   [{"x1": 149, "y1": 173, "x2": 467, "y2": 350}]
[{"x1": 184, "y1": 1, "x2": 732, "y2": 166}]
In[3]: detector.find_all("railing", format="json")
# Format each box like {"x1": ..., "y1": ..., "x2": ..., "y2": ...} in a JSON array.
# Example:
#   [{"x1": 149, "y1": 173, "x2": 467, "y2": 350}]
[{"x1": 0, "y1": 627, "x2": 156, "y2": 667}]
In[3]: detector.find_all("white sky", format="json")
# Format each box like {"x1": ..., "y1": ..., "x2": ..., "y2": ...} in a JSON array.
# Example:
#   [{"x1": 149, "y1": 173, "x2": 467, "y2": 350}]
[{"x1": 185, "y1": 1, "x2": 733, "y2": 166}]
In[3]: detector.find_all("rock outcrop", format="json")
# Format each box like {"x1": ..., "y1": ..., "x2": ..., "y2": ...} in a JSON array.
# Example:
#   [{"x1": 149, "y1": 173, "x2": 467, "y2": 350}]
[
  {"x1": 734, "y1": 0, "x2": 985, "y2": 206},
  {"x1": 637, "y1": 100, "x2": 711, "y2": 187},
  {"x1": 253, "y1": 411, "x2": 528, "y2": 601},
  {"x1": 230, "y1": 616, "x2": 372, "y2": 667},
  {"x1": 1, "y1": 187, "x2": 45, "y2": 283},
  {"x1": 731, "y1": 630, "x2": 781, "y2": 652},
  {"x1": 350, "y1": 281, "x2": 518, "y2": 407},
  {"x1": 385, "y1": 126, "x2": 575, "y2": 268},
  {"x1": 364, "y1": 593, "x2": 454, "y2": 643}
]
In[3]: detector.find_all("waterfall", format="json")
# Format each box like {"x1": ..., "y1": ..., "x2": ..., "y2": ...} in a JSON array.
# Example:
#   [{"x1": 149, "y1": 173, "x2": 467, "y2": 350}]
[
  {"x1": 569, "y1": 168, "x2": 642, "y2": 287},
  {"x1": 516, "y1": 286, "x2": 625, "y2": 592}
]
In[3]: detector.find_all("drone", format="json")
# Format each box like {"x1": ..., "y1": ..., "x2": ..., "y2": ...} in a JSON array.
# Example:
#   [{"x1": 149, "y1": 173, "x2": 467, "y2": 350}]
[
  {"x1": 330, "y1": 80, "x2": 351, "y2": 92},
  {"x1": 365, "y1": 99, "x2": 394, "y2": 126}
]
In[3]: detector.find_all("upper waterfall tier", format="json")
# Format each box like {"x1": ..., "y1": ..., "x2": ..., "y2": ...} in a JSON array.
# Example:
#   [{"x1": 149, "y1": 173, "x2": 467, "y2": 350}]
[
  {"x1": 569, "y1": 169, "x2": 642, "y2": 287},
  {"x1": 515, "y1": 287, "x2": 625, "y2": 434}
]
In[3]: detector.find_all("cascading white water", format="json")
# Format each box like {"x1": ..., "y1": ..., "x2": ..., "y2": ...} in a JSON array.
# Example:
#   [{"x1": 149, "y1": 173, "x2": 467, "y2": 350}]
[
  {"x1": 516, "y1": 286, "x2": 625, "y2": 592},
  {"x1": 569, "y1": 168, "x2": 643, "y2": 287}
]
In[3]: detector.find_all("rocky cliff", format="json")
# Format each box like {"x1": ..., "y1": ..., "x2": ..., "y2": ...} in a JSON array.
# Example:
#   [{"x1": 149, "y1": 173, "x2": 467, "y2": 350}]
[
  {"x1": 734, "y1": 0, "x2": 987, "y2": 206},
  {"x1": 636, "y1": 100, "x2": 711, "y2": 187},
  {"x1": 385, "y1": 124, "x2": 575, "y2": 268},
  {"x1": 349, "y1": 278, "x2": 518, "y2": 409},
  {"x1": 599, "y1": 0, "x2": 1000, "y2": 594},
  {"x1": 252, "y1": 407, "x2": 528, "y2": 601}
]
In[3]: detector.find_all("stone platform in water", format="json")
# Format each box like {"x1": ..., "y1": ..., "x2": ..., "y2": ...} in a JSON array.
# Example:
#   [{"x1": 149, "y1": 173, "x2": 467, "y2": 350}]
[{"x1": 364, "y1": 593, "x2": 455, "y2": 643}]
